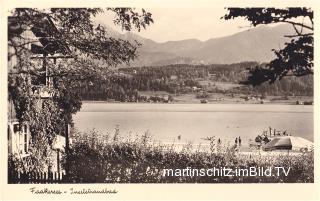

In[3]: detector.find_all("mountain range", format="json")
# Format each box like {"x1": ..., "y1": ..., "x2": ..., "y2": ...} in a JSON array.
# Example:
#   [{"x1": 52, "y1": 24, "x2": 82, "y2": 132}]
[{"x1": 109, "y1": 24, "x2": 295, "y2": 67}]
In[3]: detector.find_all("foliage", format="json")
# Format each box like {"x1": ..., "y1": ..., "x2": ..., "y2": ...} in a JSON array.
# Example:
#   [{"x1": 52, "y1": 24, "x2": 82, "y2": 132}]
[
  {"x1": 9, "y1": 8, "x2": 153, "y2": 66},
  {"x1": 65, "y1": 130, "x2": 314, "y2": 183},
  {"x1": 8, "y1": 8, "x2": 153, "y2": 169},
  {"x1": 77, "y1": 62, "x2": 313, "y2": 101},
  {"x1": 223, "y1": 8, "x2": 313, "y2": 86}
]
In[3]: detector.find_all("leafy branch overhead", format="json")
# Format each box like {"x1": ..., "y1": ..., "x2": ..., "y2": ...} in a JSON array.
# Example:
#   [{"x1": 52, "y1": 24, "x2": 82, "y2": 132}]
[
  {"x1": 8, "y1": 7, "x2": 154, "y2": 122},
  {"x1": 223, "y1": 8, "x2": 313, "y2": 86},
  {"x1": 9, "y1": 8, "x2": 153, "y2": 69}
]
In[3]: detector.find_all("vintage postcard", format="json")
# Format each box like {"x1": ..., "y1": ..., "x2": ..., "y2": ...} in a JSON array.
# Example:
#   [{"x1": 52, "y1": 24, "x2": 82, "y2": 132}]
[{"x1": 1, "y1": 0, "x2": 319, "y2": 200}]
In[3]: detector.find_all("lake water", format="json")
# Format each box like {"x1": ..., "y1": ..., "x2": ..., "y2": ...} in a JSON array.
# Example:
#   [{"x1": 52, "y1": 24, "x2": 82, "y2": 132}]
[{"x1": 73, "y1": 103, "x2": 314, "y2": 144}]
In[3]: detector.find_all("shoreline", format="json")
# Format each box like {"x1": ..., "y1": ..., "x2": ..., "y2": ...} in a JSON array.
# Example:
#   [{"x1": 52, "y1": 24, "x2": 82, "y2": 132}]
[
  {"x1": 81, "y1": 100, "x2": 314, "y2": 105},
  {"x1": 81, "y1": 94, "x2": 313, "y2": 105}
]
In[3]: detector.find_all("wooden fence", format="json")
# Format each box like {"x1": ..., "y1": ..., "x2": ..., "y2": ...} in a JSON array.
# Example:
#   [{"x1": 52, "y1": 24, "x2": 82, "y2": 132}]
[{"x1": 9, "y1": 171, "x2": 66, "y2": 184}]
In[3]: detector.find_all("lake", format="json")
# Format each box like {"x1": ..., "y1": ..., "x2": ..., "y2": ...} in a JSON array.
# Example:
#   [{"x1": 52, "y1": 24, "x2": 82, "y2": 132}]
[{"x1": 73, "y1": 102, "x2": 314, "y2": 145}]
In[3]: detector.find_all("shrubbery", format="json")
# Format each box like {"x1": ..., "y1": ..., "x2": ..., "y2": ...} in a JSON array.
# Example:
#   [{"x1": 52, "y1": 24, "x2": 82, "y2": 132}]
[{"x1": 65, "y1": 130, "x2": 314, "y2": 183}]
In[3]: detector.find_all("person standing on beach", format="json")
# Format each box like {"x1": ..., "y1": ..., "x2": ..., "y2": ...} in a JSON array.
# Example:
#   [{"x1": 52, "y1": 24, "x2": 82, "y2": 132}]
[
  {"x1": 217, "y1": 138, "x2": 222, "y2": 152},
  {"x1": 235, "y1": 137, "x2": 238, "y2": 145},
  {"x1": 238, "y1": 136, "x2": 242, "y2": 146}
]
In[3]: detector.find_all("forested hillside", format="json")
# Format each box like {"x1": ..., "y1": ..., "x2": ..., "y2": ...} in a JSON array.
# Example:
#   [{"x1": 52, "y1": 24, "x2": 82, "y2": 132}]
[{"x1": 76, "y1": 62, "x2": 313, "y2": 102}]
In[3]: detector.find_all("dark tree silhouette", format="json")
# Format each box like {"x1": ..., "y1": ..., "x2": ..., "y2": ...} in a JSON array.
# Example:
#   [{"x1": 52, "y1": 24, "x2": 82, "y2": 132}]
[
  {"x1": 7, "y1": 8, "x2": 153, "y2": 171},
  {"x1": 223, "y1": 8, "x2": 313, "y2": 86}
]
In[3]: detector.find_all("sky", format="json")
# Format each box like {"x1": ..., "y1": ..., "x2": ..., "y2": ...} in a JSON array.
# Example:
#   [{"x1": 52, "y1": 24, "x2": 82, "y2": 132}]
[{"x1": 94, "y1": 7, "x2": 253, "y2": 43}]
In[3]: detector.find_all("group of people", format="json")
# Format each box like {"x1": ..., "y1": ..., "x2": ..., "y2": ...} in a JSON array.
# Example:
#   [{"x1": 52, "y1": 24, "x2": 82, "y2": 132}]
[
  {"x1": 235, "y1": 136, "x2": 242, "y2": 146},
  {"x1": 178, "y1": 135, "x2": 243, "y2": 148},
  {"x1": 267, "y1": 127, "x2": 290, "y2": 137},
  {"x1": 255, "y1": 134, "x2": 270, "y2": 143}
]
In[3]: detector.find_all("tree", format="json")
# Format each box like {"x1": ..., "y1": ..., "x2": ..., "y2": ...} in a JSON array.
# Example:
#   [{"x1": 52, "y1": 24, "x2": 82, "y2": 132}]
[
  {"x1": 9, "y1": 8, "x2": 153, "y2": 74},
  {"x1": 223, "y1": 8, "x2": 313, "y2": 86},
  {"x1": 8, "y1": 8, "x2": 153, "y2": 170}
]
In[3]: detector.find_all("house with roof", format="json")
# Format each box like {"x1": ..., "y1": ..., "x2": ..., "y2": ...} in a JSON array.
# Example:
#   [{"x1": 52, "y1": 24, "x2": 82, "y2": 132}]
[{"x1": 8, "y1": 16, "x2": 72, "y2": 174}]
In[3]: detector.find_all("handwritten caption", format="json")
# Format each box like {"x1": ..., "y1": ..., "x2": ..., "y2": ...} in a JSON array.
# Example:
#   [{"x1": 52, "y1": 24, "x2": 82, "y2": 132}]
[{"x1": 29, "y1": 187, "x2": 118, "y2": 195}]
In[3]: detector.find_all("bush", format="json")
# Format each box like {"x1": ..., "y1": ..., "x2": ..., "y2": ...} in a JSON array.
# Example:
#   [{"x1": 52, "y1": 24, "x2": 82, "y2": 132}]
[{"x1": 65, "y1": 130, "x2": 314, "y2": 183}]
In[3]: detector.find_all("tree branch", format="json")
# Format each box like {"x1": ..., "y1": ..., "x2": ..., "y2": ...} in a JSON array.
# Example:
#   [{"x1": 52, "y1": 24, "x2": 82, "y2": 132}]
[
  {"x1": 283, "y1": 20, "x2": 313, "y2": 31},
  {"x1": 291, "y1": 24, "x2": 300, "y2": 35},
  {"x1": 309, "y1": 16, "x2": 314, "y2": 25},
  {"x1": 284, "y1": 33, "x2": 313, "y2": 38}
]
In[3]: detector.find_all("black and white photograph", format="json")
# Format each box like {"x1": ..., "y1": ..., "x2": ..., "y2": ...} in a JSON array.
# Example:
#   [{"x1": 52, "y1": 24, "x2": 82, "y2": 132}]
[{"x1": 2, "y1": 1, "x2": 319, "y2": 199}]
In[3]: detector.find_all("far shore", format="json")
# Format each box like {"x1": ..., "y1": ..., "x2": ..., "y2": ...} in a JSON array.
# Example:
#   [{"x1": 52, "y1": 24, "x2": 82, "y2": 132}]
[{"x1": 82, "y1": 93, "x2": 313, "y2": 105}]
